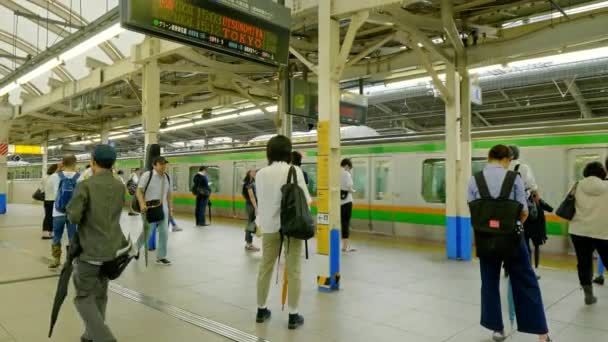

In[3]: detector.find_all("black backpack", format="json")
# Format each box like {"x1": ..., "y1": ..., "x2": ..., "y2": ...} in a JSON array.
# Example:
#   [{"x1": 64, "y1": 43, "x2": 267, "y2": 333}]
[
  {"x1": 279, "y1": 166, "x2": 314, "y2": 258},
  {"x1": 469, "y1": 170, "x2": 524, "y2": 258}
]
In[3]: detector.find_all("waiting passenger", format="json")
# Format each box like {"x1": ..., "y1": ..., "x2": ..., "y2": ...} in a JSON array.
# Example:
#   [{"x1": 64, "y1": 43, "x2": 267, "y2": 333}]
[
  {"x1": 66, "y1": 144, "x2": 128, "y2": 342},
  {"x1": 242, "y1": 169, "x2": 260, "y2": 251},
  {"x1": 256, "y1": 135, "x2": 310, "y2": 330},
  {"x1": 340, "y1": 158, "x2": 356, "y2": 252},
  {"x1": 192, "y1": 166, "x2": 211, "y2": 227},
  {"x1": 468, "y1": 144, "x2": 551, "y2": 342},
  {"x1": 135, "y1": 157, "x2": 172, "y2": 266},
  {"x1": 40, "y1": 163, "x2": 58, "y2": 240},
  {"x1": 48, "y1": 154, "x2": 81, "y2": 269},
  {"x1": 568, "y1": 161, "x2": 608, "y2": 305},
  {"x1": 127, "y1": 168, "x2": 140, "y2": 216},
  {"x1": 291, "y1": 151, "x2": 309, "y2": 185}
]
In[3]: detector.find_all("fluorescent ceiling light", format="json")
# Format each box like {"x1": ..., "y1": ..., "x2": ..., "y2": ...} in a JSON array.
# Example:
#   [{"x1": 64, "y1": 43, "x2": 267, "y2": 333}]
[
  {"x1": 108, "y1": 133, "x2": 129, "y2": 140},
  {"x1": 47, "y1": 145, "x2": 60, "y2": 150},
  {"x1": 160, "y1": 122, "x2": 196, "y2": 133},
  {"x1": 69, "y1": 140, "x2": 93, "y2": 146},
  {"x1": 60, "y1": 23, "x2": 125, "y2": 61},
  {"x1": 1, "y1": 23, "x2": 124, "y2": 93},
  {"x1": 17, "y1": 58, "x2": 61, "y2": 84},
  {"x1": 0, "y1": 82, "x2": 18, "y2": 96}
]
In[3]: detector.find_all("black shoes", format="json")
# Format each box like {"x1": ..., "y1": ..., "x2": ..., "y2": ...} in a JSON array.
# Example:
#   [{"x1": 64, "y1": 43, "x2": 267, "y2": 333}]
[
  {"x1": 288, "y1": 313, "x2": 304, "y2": 330},
  {"x1": 256, "y1": 308, "x2": 271, "y2": 323},
  {"x1": 593, "y1": 275, "x2": 605, "y2": 285}
]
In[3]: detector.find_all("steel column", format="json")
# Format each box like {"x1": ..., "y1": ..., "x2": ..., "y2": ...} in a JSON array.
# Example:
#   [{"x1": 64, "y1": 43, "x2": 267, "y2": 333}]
[
  {"x1": 317, "y1": 0, "x2": 341, "y2": 292},
  {"x1": 100, "y1": 122, "x2": 110, "y2": 145},
  {"x1": 41, "y1": 133, "x2": 48, "y2": 178},
  {"x1": 456, "y1": 58, "x2": 472, "y2": 261},
  {"x1": 142, "y1": 60, "x2": 161, "y2": 146}
]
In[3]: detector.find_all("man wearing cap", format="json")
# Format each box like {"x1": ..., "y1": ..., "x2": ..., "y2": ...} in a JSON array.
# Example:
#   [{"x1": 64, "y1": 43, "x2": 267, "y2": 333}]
[
  {"x1": 135, "y1": 156, "x2": 173, "y2": 265},
  {"x1": 67, "y1": 145, "x2": 129, "y2": 342},
  {"x1": 508, "y1": 145, "x2": 539, "y2": 199}
]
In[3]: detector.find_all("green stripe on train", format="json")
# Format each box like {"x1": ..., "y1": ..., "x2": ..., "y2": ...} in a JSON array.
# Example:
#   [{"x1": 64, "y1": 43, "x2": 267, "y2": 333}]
[
  {"x1": 159, "y1": 133, "x2": 608, "y2": 165},
  {"x1": 171, "y1": 197, "x2": 567, "y2": 236}
]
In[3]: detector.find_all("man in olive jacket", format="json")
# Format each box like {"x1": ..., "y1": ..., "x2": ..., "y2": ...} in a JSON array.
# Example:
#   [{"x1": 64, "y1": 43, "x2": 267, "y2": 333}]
[{"x1": 67, "y1": 144, "x2": 127, "y2": 342}]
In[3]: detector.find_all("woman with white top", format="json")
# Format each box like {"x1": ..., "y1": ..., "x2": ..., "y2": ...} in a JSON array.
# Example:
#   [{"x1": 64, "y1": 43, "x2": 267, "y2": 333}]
[
  {"x1": 255, "y1": 135, "x2": 311, "y2": 330},
  {"x1": 40, "y1": 164, "x2": 58, "y2": 239},
  {"x1": 568, "y1": 161, "x2": 608, "y2": 305},
  {"x1": 340, "y1": 158, "x2": 356, "y2": 252}
]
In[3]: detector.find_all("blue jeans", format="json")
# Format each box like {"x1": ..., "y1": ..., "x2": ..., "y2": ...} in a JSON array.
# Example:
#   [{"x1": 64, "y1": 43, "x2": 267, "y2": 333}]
[
  {"x1": 136, "y1": 219, "x2": 168, "y2": 259},
  {"x1": 479, "y1": 240, "x2": 548, "y2": 335},
  {"x1": 52, "y1": 215, "x2": 77, "y2": 246}
]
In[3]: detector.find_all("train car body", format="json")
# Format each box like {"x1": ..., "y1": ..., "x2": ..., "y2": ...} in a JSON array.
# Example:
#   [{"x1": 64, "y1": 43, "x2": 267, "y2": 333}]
[{"x1": 8, "y1": 131, "x2": 608, "y2": 255}]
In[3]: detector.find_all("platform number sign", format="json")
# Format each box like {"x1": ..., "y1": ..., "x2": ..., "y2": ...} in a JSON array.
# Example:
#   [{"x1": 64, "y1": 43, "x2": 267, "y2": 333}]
[{"x1": 317, "y1": 213, "x2": 329, "y2": 225}]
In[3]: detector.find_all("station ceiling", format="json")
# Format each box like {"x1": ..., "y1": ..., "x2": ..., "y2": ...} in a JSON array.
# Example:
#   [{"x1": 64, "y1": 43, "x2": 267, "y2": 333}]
[{"x1": 1, "y1": 0, "x2": 608, "y2": 157}]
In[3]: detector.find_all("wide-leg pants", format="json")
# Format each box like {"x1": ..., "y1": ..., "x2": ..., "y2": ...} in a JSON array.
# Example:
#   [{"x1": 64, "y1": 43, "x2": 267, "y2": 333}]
[{"x1": 479, "y1": 240, "x2": 548, "y2": 335}]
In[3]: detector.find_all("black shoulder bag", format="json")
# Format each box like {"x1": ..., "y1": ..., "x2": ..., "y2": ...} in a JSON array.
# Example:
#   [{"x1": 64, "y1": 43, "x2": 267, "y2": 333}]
[
  {"x1": 469, "y1": 171, "x2": 524, "y2": 258},
  {"x1": 556, "y1": 182, "x2": 577, "y2": 221}
]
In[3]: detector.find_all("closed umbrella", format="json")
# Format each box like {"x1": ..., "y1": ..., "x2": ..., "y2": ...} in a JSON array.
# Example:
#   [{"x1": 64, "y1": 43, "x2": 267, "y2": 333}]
[
  {"x1": 507, "y1": 278, "x2": 515, "y2": 328},
  {"x1": 281, "y1": 265, "x2": 288, "y2": 310},
  {"x1": 48, "y1": 232, "x2": 82, "y2": 338}
]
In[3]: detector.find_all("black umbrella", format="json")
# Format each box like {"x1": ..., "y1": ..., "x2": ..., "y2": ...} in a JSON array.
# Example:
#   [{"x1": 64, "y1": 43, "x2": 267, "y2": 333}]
[
  {"x1": 48, "y1": 232, "x2": 82, "y2": 338},
  {"x1": 208, "y1": 200, "x2": 212, "y2": 224}
]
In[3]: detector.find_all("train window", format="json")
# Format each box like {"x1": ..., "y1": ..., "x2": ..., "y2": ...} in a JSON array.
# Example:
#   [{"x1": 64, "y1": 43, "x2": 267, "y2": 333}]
[
  {"x1": 422, "y1": 159, "x2": 486, "y2": 203},
  {"x1": 301, "y1": 164, "x2": 317, "y2": 197},
  {"x1": 170, "y1": 166, "x2": 180, "y2": 192},
  {"x1": 352, "y1": 160, "x2": 368, "y2": 200},
  {"x1": 374, "y1": 160, "x2": 391, "y2": 200},
  {"x1": 189, "y1": 166, "x2": 221, "y2": 193},
  {"x1": 574, "y1": 154, "x2": 601, "y2": 181}
]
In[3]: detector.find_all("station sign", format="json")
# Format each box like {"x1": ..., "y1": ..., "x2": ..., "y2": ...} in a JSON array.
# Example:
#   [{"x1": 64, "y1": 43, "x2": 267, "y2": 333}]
[
  {"x1": 289, "y1": 79, "x2": 368, "y2": 125},
  {"x1": 7, "y1": 145, "x2": 43, "y2": 155},
  {"x1": 119, "y1": 0, "x2": 291, "y2": 67}
]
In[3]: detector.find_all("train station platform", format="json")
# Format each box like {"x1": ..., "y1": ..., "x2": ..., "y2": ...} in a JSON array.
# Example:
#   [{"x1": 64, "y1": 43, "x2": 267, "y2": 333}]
[{"x1": 1, "y1": 204, "x2": 608, "y2": 342}]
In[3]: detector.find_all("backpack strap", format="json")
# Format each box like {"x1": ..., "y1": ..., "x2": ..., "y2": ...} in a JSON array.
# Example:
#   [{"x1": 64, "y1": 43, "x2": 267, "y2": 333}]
[
  {"x1": 58, "y1": 171, "x2": 65, "y2": 181},
  {"x1": 73, "y1": 172, "x2": 80, "y2": 182},
  {"x1": 286, "y1": 166, "x2": 298, "y2": 185},
  {"x1": 498, "y1": 171, "x2": 518, "y2": 200},
  {"x1": 514, "y1": 163, "x2": 520, "y2": 173},
  {"x1": 142, "y1": 171, "x2": 154, "y2": 196},
  {"x1": 474, "y1": 171, "x2": 492, "y2": 199}
]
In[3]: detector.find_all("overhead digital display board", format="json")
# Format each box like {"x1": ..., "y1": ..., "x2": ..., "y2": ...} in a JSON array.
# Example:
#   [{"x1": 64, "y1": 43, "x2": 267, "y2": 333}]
[
  {"x1": 120, "y1": 0, "x2": 291, "y2": 67},
  {"x1": 289, "y1": 79, "x2": 368, "y2": 126}
]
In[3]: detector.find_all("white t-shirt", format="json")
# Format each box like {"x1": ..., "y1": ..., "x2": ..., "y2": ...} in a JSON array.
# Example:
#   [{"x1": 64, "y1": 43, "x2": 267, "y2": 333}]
[
  {"x1": 255, "y1": 162, "x2": 311, "y2": 234},
  {"x1": 341, "y1": 168, "x2": 354, "y2": 205},
  {"x1": 48, "y1": 171, "x2": 79, "y2": 217},
  {"x1": 42, "y1": 175, "x2": 57, "y2": 201},
  {"x1": 509, "y1": 161, "x2": 538, "y2": 192}
]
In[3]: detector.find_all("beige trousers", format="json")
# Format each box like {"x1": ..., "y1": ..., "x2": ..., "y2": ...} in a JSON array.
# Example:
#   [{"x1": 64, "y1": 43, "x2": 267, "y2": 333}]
[{"x1": 257, "y1": 232, "x2": 302, "y2": 312}]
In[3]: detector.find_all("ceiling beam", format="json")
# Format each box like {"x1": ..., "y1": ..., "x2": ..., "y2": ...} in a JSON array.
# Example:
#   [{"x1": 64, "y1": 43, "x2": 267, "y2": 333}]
[
  {"x1": 373, "y1": 103, "x2": 423, "y2": 131},
  {"x1": 473, "y1": 111, "x2": 492, "y2": 127},
  {"x1": 567, "y1": 80, "x2": 593, "y2": 118}
]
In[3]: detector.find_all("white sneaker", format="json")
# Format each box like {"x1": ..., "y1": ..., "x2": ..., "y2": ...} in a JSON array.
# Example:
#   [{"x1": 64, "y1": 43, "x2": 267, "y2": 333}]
[
  {"x1": 156, "y1": 258, "x2": 172, "y2": 266},
  {"x1": 492, "y1": 331, "x2": 506, "y2": 342}
]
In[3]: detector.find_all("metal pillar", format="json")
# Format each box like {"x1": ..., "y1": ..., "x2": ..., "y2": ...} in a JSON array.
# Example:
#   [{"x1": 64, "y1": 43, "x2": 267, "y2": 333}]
[
  {"x1": 42, "y1": 133, "x2": 48, "y2": 178},
  {"x1": 142, "y1": 59, "x2": 161, "y2": 146},
  {"x1": 0, "y1": 120, "x2": 11, "y2": 214},
  {"x1": 277, "y1": 66, "x2": 292, "y2": 137},
  {"x1": 100, "y1": 122, "x2": 110, "y2": 145},
  {"x1": 316, "y1": 0, "x2": 341, "y2": 292}
]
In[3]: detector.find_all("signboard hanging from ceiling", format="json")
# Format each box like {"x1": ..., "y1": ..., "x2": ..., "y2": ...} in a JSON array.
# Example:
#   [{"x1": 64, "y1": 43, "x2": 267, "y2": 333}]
[
  {"x1": 119, "y1": 0, "x2": 291, "y2": 67},
  {"x1": 289, "y1": 79, "x2": 368, "y2": 125}
]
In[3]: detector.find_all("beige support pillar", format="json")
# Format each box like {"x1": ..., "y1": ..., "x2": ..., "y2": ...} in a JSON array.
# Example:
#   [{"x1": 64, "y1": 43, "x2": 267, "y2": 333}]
[
  {"x1": 316, "y1": 0, "x2": 342, "y2": 292},
  {"x1": 42, "y1": 132, "x2": 48, "y2": 178},
  {"x1": 100, "y1": 122, "x2": 111, "y2": 145}
]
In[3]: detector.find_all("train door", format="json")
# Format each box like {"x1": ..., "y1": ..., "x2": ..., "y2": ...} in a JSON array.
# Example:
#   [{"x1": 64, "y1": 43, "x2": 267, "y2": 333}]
[
  {"x1": 370, "y1": 157, "x2": 395, "y2": 235},
  {"x1": 349, "y1": 157, "x2": 371, "y2": 232},
  {"x1": 567, "y1": 148, "x2": 608, "y2": 183},
  {"x1": 232, "y1": 162, "x2": 256, "y2": 218}
]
